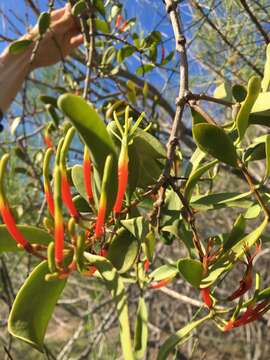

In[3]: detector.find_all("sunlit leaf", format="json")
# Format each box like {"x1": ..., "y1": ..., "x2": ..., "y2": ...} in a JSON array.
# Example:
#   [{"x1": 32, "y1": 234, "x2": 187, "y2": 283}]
[
  {"x1": 193, "y1": 124, "x2": 238, "y2": 167},
  {"x1": 9, "y1": 39, "x2": 33, "y2": 55},
  {"x1": 157, "y1": 315, "x2": 210, "y2": 360},
  {"x1": 178, "y1": 258, "x2": 204, "y2": 288},
  {"x1": 83, "y1": 253, "x2": 133, "y2": 360},
  {"x1": 8, "y1": 261, "x2": 66, "y2": 352},
  {"x1": 134, "y1": 297, "x2": 148, "y2": 359},
  {"x1": 0, "y1": 225, "x2": 53, "y2": 253}
]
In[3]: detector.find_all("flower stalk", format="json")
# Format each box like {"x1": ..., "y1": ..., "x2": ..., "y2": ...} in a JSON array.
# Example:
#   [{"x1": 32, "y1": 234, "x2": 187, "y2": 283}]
[
  {"x1": 83, "y1": 146, "x2": 93, "y2": 202},
  {"x1": 43, "y1": 148, "x2": 54, "y2": 217}
]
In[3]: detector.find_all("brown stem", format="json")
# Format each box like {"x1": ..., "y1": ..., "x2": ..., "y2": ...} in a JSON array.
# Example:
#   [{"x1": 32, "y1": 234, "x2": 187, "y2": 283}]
[
  {"x1": 189, "y1": 101, "x2": 217, "y2": 125},
  {"x1": 170, "y1": 181, "x2": 204, "y2": 261}
]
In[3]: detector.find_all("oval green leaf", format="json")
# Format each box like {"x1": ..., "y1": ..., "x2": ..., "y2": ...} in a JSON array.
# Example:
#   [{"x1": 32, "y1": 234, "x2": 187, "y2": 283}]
[
  {"x1": 150, "y1": 263, "x2": 178, "y2": 282},
  {"x1": 107, "y1": 228, "x2": 139, "y2": 274},
  {"x1": 83, "y1": 253, "x2": 134, "y2": 360},
  {"x1": 193, "y1": 124, "x2": 238, "y2": 167},
  {"x1": 38, "y1": 12, "x2": 50, "y2": 35},
  {"x1": 8, "y1": 261, "x2": 66, "y2": 352},
  {"x1": 134, "y1": 297, "x2": 148, "y2": 359},
  {"x1": 58, "y1": 94, "x2": 118, "y2": 213},
  {"x1": 236, "y1": 76, "x2": 261, "y2": 140},
  {"x1": 0, "y1": 225, "x2": 53, "y2": 253},
  {"x1": 178, "y1": 258, "x2": 204, "y2": 288},
  {"x1": 9, "y1": 39, "x2": 33, "y2": 55}
]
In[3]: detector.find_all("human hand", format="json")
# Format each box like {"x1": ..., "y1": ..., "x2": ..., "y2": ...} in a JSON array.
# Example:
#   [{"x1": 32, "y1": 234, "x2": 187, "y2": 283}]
[{"x1": 29, "y1": 4, "x2": 83, "y2": 70}]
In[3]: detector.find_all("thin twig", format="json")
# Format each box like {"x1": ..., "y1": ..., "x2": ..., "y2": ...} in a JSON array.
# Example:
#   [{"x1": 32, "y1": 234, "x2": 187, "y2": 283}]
[{"x1": 239, "y1": 0, "x2": 269, "y2": 44}]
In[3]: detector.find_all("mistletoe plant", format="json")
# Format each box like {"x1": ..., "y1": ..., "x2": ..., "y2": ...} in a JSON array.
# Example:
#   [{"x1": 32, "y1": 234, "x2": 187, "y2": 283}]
[{"x1": 2, "y1": 1, "x2": 270, "y2": 359}]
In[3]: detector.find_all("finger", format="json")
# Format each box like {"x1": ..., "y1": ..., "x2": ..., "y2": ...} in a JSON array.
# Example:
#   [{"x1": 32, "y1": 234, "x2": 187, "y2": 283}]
[
  {"x1": 50, "y1": 7, "x2": 66, "y2": 22},
  {"x1": 70, "y1": 33, "x2": 84, "y2": 48},
  {"x1": 52, "y1": 13, "x2": 75, "y2": 34},
  {"x1": 51, "y1": 4, "x2": 75, "y2": 34}
]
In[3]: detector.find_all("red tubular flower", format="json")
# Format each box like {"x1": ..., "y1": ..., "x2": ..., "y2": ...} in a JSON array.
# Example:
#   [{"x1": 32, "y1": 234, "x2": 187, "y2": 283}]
[
  {"x1": 224, "y1": 300, "x2": 270, "y2": 331},
  {"x1": 43, "y1": 148, "x2": 55, "y2": 217},
  {"x1": 115, "y1": 14, "x2": 122, "y2": 29},
  {"x1": 95, "y1": 200, "x2": 106, "y2": 238},
  {"x1": 61, "y1": 168, "x2": 80, "y2": 220},
  {"x1": 99, "y1": 248, "x2": 108, "y2": 257},
  {"x1": 0, "y1": 200, "x2": 31, "y2": 250},
  {"x1": 54, "y1": 166, "x2": 65, "y2": 265},
  {"x1": 120, "y1": 20, "x2": 127, "y2": 32},
  {"x1": 227, "y1": 243, "x2": 261, "y2": 301},
  {"x1": 44, "y1": 186, "x2": 54, "y2": 217},
  {"x1": 200, "y1": 287, "x2": 213, "y2": 308},
  {"x1": 144, "y1": 259, "x2": 150, "y2": 272},
  {"x1": 55, "y1": 215, "x2": 64, "y2": 265},
  {"x1": 44, "y1": 134, "x2": 53, "y2": 149},
  {"x1": 94, "y1": 155, "x2": 113, "y2": 239},
  {"x1": 113, "y1": 143, "x2": 128, "y2": 214},
  {"x1": 83, "y1": 147, "x2": 93, "y2": 202},
  {"x1": 150, "y1": 277, "x2": 173, "y2": 289},
  {"x1": 0, "y1": 154, "x2": 32, "y2": 251},
  {"x1": 161, "y1": 46, "x2": 165, "y2": 63}
]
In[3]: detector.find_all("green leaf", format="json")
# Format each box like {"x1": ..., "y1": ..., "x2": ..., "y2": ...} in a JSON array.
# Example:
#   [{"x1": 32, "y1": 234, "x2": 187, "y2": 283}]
[
  {"x1": 101, "y1": 46, "x2": 116, "y2": 65},
  {"x1": 83, "y1": 254, "x2": 134, "y2": 360},
  {"x1": 193, "y1": 124, "x2": 238, "y2": 167},
  {"x1": 251, "y1": 92, "x2": 270, "y2": 113},
  {"x1": 38, "y1": 12, "x2": 50, "y2": 35},
  {"x1": 133, "y1": 129, "x2": 166, "y2": 159},
  {"x1": 264, "y1": 135, "x2": 270, "y2": 181},
  {"x1": 72, "y1": 0, "x2": 87, "y2": 16},
  {"x1": 143, "y1": 230, "x2": 156, "y2": 262},
  {"x1": 191, "y1": 190, "x2": 254, "y2": 211},
  {"x1": 184, "y1": 160, "x2": 217, "y2": 200},
  {"x1": 232, "y1": 84, "x2": 247, "y2": 102},
  {"x1": 178, "y1": 258, "x2": 204, "y2": 288},
  {"x1": 107, "y1": 227, "x2": 139, "y2": 273},
  {"x1": 134, "y1": 297, "x2": 148, "y2": 359},
  {"x1": 71, "y1": 165, "x2": 88, "y2": 200},
  {"x1": 110, "y1": 4, "x2": 122, "y2": 19},
  {"x1": 157, "y1": 315, "x2": 210, "y2": 360},
  {"x1": 236, "y1": 76, "x2": 261, "y2": 140},
  {"x1": 223, "y1": 214, "x2": 245, "y2": 251},
  {"x1": 161, "y1": 50, "x2": 174, "y2": 65},
  {"x1": 10, "y1": 117, "x2": 21, "y2": 136},
  {"x1": 262, "y1": 44, "x2": 270, "y2": 92},
  {"x1": 121, "y1": 216, "x2": 148, "y2": 242},
  {"x1": 9, "y1": 39, "x2": 33, "y2": 55},
  {"x1": 94, "y1": 18, "x2": 110, "y2": 33},
  {"x1": 73, "y1": 195, "x2": 91, "y2": 213},
  {"x1": 244, "y1": 204, "x2": 261, "y2": 219},
  {"x1": 93, "y1": 0, "x2": 106, "y2": 17},
  {"x1": 191, "y1": 108, "x2": 208, "y2": 126},
  {"x1": 150, "y1": 263, "x2": 178, "y2": 282},
  {"x1": 244, "y1": 142, "x2": 266, "y2": 162},
  {"x1": 39, "y1": 95, "x2": 58, "y2": 108},
  {"x1": 117, "y1": 45, "x2": 136, "y2": 63},
  {"x1": 136, "y1": 64, "x2": 155, "y2": 76},
  {"x1": 184, "y1": 148, "x2": 206, "y2": 178},
  {"x1": 0, "y1": 225, "x2": 53, "y2": 253},
  {"x1": 214, "y1": 81, "x2": 232, "y2": 102},
  {"x1": 58, "y1": 94, "x2": 118, "y2": 213},
  {"x1": 8, "y1": 261, "x2": 66, "y2": 352}
]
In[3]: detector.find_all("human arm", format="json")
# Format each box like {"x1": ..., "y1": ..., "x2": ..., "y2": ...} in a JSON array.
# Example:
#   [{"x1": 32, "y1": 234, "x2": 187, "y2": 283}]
[{"x1": 0, "y1": 4, "x2": 83, "y2": 115}]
